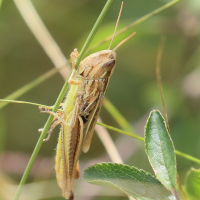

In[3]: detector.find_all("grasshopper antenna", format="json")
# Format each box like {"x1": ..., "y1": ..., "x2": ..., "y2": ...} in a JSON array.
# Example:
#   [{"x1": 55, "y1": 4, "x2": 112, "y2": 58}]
[
  {"x1": 112, "y1": 32, "x2": 136, "y2": 52},
  {"x1": 108, "y1": 2, "x2": 123, "y2": 50},
  {"x1": 156, "y1": 36, "x2": 170, "y2": 132}
]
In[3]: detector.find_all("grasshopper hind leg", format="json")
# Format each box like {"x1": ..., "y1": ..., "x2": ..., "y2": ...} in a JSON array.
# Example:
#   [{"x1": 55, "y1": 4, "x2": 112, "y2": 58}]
[
  {"x1": 41, "y1": 119, "x2": 61, "y2": 142},
  {"x1": 38, "y1": 106, "x2": 67, "y2": 141}
]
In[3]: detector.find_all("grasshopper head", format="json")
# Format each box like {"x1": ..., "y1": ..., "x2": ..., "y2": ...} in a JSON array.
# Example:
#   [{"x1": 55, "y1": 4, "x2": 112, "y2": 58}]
[
  {"x1": 78, "y1": 50, "x2": 117, "y2": 80},
  {"x1": 77, "y1": 30, "x2": 135, "y2": 80}
]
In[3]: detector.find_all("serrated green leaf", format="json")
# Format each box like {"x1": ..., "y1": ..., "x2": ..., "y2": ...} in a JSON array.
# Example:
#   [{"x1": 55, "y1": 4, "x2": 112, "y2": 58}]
[
  {"x1": 185, "y1": 168, "x2": 200, "y2": 198},
  {"x1": 83, "y1": 163, "x2": 175, "y2": 200},
  {"x1": 145, "y1": 110, "x2": 176, "y2": 191}
]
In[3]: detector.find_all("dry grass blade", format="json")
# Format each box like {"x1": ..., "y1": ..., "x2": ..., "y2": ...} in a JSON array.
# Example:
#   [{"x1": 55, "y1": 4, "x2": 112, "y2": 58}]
[
  {"x1": 96, "y1": 118, "x2": 123, "y2": 164},
  {"x1": 156, "y1": 36, "x2": 187, "y2": 200},
  {"x1": 13, "y1": 0, "x2": 70, "y2": 80},
  {"x1": 155, "y1": 36, "x2": 169, "y2": 132}
]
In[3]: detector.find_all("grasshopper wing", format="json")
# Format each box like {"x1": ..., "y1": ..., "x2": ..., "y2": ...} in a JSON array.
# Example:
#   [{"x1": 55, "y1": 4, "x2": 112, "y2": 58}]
[
  {"x1": 82, "y1": 99, "x2": 102, "y2": 153},
  {"x1": 56, "y1": 115, "x2": 84, "y2": 200}
]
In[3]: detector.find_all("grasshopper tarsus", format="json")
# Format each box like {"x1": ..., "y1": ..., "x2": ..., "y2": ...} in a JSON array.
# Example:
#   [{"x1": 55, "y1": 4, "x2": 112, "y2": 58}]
[
  {"x1": 43, "y1": 133, "x2": 51, "y2": 142},
  {"x1": 38, "y1": 128, "x2": 43, "y2": 132},
  {"x1": 39, "y1": 106, "x2": 47, "y2": 113},
  {"x1": 70, "y1": 48, "x2": 79, "y2": 70},
  {"x1": 68, "y1": 49, "x2": 81, "y2": 85},
  {"x1": 38, "y1": 127, "x2": 53, "y2": 142},
  {"x1": 69, "y1": 191, "x2": 74, "y2": 200}
]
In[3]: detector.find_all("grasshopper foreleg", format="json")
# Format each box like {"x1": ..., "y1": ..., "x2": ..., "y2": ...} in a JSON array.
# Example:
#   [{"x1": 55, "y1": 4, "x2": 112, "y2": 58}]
[{"x1": 68, "y1": 49, "x2": 82, "y2": 85}]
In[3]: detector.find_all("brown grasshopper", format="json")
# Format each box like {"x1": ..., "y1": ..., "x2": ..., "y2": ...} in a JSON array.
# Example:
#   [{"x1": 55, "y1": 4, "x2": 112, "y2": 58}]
[{"x1": 39, "y1": 3, "x2": 136, "y2": 199}]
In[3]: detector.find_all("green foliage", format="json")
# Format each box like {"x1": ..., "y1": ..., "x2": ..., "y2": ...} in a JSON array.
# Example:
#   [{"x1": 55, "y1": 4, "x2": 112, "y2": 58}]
[
  {"x1": 185, "y1": 168, "x2": 200, "y2": 199},
  {"x1": 84, "y1": 109, "x2": 183, "y2": 199},
  {"x1": 145, "y1": 110, "x2": 176, "y2": 191},
  {"x1": 83, "y1": 163, "x2": 175, "y2": 200},
  {"x1": 1, "y1": 0, "x2": 200, "y2": 200}
]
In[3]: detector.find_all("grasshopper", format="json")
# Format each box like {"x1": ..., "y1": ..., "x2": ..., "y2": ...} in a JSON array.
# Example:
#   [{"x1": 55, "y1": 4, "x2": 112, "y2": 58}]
[{"x1": 39, "y1": 3, "x2": 136, "y2": 200}]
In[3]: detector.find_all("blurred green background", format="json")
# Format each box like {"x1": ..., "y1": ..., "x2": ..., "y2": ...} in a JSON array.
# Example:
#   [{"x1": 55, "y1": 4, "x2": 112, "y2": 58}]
[{"x1": 0, "y1": 0, "x2": 200, "y2": 199}]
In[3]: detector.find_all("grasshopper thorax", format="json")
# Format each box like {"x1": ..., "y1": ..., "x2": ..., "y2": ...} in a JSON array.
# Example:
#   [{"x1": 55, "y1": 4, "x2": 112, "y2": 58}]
[{"x1": 78, "y1": 50, "x2": 117, "y2": 80}]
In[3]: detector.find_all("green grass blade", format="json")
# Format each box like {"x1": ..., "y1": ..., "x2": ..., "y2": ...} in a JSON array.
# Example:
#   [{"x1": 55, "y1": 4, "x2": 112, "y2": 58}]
[
  {"x1": 75, "y1": 0, "x2": 113, "y2": 69},
  {"x1": 96, "y1": 122, "x2": 200, "y2": 165},
  {"x1": 103, "y1": 98, "x2": 134, "y2": 133},
  {"x1": 1, "y1": 97, "x2": 199, "y2": 167},
  {"x1": 175, "y1": 150, "x2": 200, "y2": 165},
  {"x1": 0, "y1": 96, "x2": 199, "y2": 167},
  {"x1": 13, "y1": 1, "x2": 113, "y2": 200},
  {"x1": 2, "y1": 97, "x2": 198, "y2": 167},
  {"x1": 0, "y1": 68, "x2": 62, "y2": 110},
  {"x1": 88, "y1": 0, "x2": 182, "y2": 52},
  {"x1": 97, "y1": 122, "x2": 143, "y2": 141},
  {"x1": 0, "y1": 99, "x2": 63, "y2": 111}
]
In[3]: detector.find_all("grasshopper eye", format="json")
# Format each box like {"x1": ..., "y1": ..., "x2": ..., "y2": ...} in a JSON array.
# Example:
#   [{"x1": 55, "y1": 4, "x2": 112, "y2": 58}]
[
  {"x1": 109, "y1": 54, "x2": 114, "y2": 59},
  {"x1": 101, "y1": 59, "x2": 115, "y2": 71}
]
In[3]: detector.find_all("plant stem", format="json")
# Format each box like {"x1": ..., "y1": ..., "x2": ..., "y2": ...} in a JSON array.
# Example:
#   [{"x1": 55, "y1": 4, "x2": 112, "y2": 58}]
[
  {"x1": 96, "y1": 122, "x2": 200, "y2": 165},
  {"x1": 175, "y1": 150, "x2": 200, "y2": 164},
  {"x1": 0, "y1": 0, "x2": 2, "y2": 9},
  {"x1": 13, "y1": 1, "x2": 113, "y2": 200},
  {"x1": 75, "y1": 0, "x2": 113, "y2": 69},
  {"x1": 1, "y1": 97, "x2": 199, "y2": 166},
  {"x1": 0, "y1": 68, "x2": 63, "y2": 110},
  {"x1": 13, "y1": 77, "x2": 70, "y2": 200},
  {"x1": 14, "y1": 0, "x2": 71, "y2": 80},
  {"x1": 0, "y1": 99, "x2": 62, "y2": 112},
  {"x1": 97, "y1": 122, "x2": 144, "y2": 142},
  {"x1": 173, "y1": 188, "x2": 181, "y2": 200},
  {"x1": 3, "y1": 98, "x2": 199, "y2": 166},
  {"x1": 88, "y1": 0, "x2": 182, "y2": 52},
  {"x1": 176, "y1": 174, "x2": 188, "y2": 200},
  {"x1": 103, "y1": 98, "x2": 133, "y2": 133}
]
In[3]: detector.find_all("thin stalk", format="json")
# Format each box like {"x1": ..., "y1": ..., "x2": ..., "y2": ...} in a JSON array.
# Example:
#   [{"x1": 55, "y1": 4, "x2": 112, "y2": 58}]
[
  {"x1": 175, "y1": 150, "x2": 200, "y2": 165},
  {"x1": 97, "y1": 122, "x2": 144, "y2": 142},
  {"x1": 1, "y1": 98, "x2": 199, "y2": 166},
  {"x1": 173, "y1": 189, "x2": 181, "y2": 200},
  {"x1": 13, "y1": 1, "x2": 113, "y2": 200},
  {"x1": 0, "y1": 0, "x2": 3, "y2": 9},
  {"x1": 176, "y1": 174, "x2": 188, "y2": 200},
  {"x1": 0, "y1": 99, "x2": 62, "y2": 112},
  {"x1": 13, "y1": 77, "x2": 70, "y2": 200},
  {"x1": 96, "y1": 122, "x2": 200, "y2": 165},
  {"x1": 14, "y1": 0, "x2": 71, "y2": 80},
  {"x1": 75, "y1": 0, "x2": 113, "y2": 68},
  {"x1": 103, "y1": 98, "x2": 133, "y2": 133},
  {"x1": 88, "y1": 0, "x2": 181, "y2": 52},
  {"x1": 156, "y1": 36, "x2": 187, "y2": 199},
  {"x1": 0, "y1": 67, "x2": 64, "y2": 110}
]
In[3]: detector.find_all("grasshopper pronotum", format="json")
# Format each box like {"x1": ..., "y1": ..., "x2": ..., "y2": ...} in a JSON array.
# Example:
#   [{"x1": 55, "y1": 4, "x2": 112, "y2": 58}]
[{"x1": 39, "y1": 3, "x2": 135, "y2": 200}]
